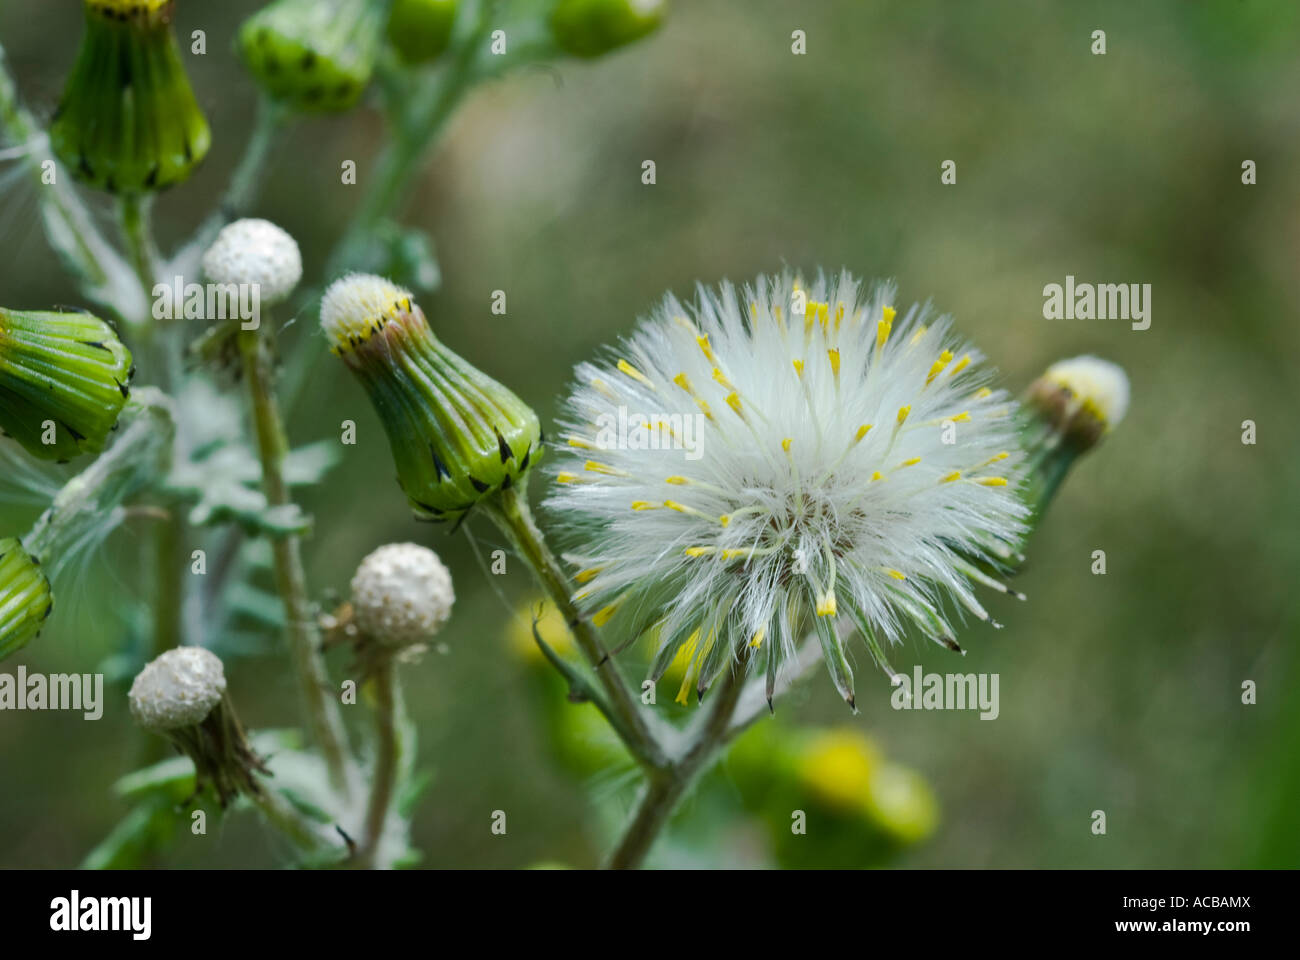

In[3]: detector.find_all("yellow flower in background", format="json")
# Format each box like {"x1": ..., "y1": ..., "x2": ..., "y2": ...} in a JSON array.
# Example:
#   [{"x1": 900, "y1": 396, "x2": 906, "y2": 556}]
[
  {"x1": 796, "y1": 727, "x2": 937, "y2": 843},
  {"x1": 797, "y1": 729, "x2": 882, "y2": 810},
  {"x1": 866, "y1": 762, "x2": 939, "y2": 845}
]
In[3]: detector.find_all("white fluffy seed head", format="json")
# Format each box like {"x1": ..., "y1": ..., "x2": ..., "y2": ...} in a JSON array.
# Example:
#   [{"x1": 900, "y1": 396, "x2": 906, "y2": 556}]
[
  {"x1": 351, "y1": 543, "x2": 455, "y2": 648},
  {"x1": 129, "y1": 646, "x2": 227, "y2": 731},
  {"x1": 320, "y1": 274, "x2": 415, "y2": 352},
  {"x1": 201, "y1": 218, "x2": 303, "y2": 306},
  {"x1": 547, "y1": 269, "x2": 1030, "y2": 703},
  {"x1": 1042, "y1": 355, "x2": 1130, "y2": 429}
]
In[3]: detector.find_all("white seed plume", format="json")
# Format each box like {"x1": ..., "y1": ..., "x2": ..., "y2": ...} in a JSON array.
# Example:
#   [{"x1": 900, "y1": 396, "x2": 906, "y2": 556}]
[
  {"x1": 202, "y1": 218, "x2": 303, "y2": 306},
  {"x1": 1041, "y1": 355, "x2": 1130, "y2": 429},
  {"x1": 129, "y1": 646, "x2": 227, "y2": 731},
  {"x1": 351, "y1": 543, "x2": 455, "y2": 647},
  {"x1": 546, "y1": 269, "x2": 1029, "y2": 705}
]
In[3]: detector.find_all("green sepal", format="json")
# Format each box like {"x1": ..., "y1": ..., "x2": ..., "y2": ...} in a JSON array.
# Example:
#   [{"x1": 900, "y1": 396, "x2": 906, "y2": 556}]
[
  {"x1": 50, "y1": 1, "x2": 211, "y2": 194},
  {"x1": 0, "y1": 537, "x2": 53, "y2": 661},
  {"x1": 239, "y1": 0, "x2": 386, "y2": 112},
  {"x1": 0, "y1": 308, "x2": 134, "y2": 461},
  {"x1": 811, "y1": 606, "x2": 856, "y2": 710}
]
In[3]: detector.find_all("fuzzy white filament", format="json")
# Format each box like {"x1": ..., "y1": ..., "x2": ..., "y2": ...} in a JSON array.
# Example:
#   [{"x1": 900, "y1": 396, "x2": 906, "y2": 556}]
[
  {"x1": 351, "y1": 543, "x2": 455, "y2": 648},
  {"x1": 546, "y1": 269, "x2": 1029, "y2": 703},
  {"x1": 201, "y1": 218, "x2": 303, "y2": 307},
  {"x1": 129, "y1": 646, "x2": 227, "y2": 730}
]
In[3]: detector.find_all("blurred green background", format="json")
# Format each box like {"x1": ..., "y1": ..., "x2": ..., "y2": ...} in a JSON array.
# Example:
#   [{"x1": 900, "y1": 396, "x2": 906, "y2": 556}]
[{"x1": 1, "y1": 0, "x2": 1297, "y2": 868}]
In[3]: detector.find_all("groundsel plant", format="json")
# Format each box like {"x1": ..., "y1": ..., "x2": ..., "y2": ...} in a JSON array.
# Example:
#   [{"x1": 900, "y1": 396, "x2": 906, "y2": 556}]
[{"x1": 0, "y1": 0, "x2": 1129, "y2": 871}]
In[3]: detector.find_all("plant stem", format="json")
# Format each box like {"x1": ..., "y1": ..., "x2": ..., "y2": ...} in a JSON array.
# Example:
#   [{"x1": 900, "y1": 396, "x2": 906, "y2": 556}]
[
  {"x1": 118, "y1": 194, "x2": 160, "y2": 300},
  {"x1": 359, "y1": 657, "x2": 400, "y2": 868},
  {"x1": 325, "y1": 17, "x2": 483, "y2": 279},
  {"x1": 606, "y1": 654, "x2": 750, "y2": 869},
  {"x1": 484, "y1": 484, "x2": 667, "y2": 771},
  {"x1": 237, "y1": 323, "x2": 355, "y2": 801},
  {"x1": 168, "y1": 97, "x2": 286, "y2": 280}
]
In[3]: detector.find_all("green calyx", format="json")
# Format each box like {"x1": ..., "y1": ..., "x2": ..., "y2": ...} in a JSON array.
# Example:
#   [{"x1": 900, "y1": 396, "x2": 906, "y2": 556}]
[
  {"x1": 239, "y1": 0, "x2": 386, "y2": 112},
  {"x1": 50, "y1": 0, "x2": 211, "y2": 194},
  {"x1": 550, "y1": 0, "x2": 666, "y2": 59},
  {"x1": 0, "y1": 538, "x2": 53, "y2": 662},
  {"x1": 0, "y1": 309, "x2": 134, "y2": 462},
  {"x1": 333, "y1": 303, "x2": 543, "y2": 524},
  {"x1": 387, "y1": 0, "x2": 458, "y2": 65}
]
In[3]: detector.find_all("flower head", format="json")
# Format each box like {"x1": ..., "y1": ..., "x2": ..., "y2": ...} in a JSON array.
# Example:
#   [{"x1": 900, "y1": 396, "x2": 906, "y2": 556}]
[
  {"x1": 201, "y1": 218, "x2": 303, "y2": 307},
  {"x1": 1027, "y1": 354, "x2": 1130, "y2": 450},
  {"x1": 0, "y1": 308, "x2": 134, "y2": 461},
  {"x1": 128, "y1": 645, "x2": 226, "y2": 731},
  {"x1": 239, "y1": 0, "x2": 386, "y2": 112},
  {"x1": 350, "y1": 542, "x2": 455, "y2": 649},
  {"x1": 129, "y1": 647, "x2": 266, "y2": 805},
  {"x1": 0, "y1": 538, "x2": 52, "y2": 661},
  {"x1": 546, "y1": 270, "x2": 1028, "y2": 706},
  {"x1": 321, "y1": 274, "x2": 543, "y2": 523},
  {"x1": 51, "y1": 0, "x2": 211, "y2": 193}
]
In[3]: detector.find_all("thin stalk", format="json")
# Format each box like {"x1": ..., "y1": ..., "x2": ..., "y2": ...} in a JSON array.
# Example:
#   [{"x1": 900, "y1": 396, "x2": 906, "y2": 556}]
[
  {"x1": 325, "y1": 18, "x2": 483, "y2": 278},
  {"x1": 606, "y1": 655, "x2": 750, "y2": 869},
  {"x1": 237, "y1": 322, "x2": 355, "y2": 801},
  {"x1": 483, "y1": 484, "x2": 667, "y2": 771},
  {"x1": 359, "y1": 657, "x2": 400, "y2": 868},
  {"x1": 168, "y1": 97, "x2": 286, "y2": 280},
  {"x1": 118, "y1": 194, "x2": 160, "y2": 300}
]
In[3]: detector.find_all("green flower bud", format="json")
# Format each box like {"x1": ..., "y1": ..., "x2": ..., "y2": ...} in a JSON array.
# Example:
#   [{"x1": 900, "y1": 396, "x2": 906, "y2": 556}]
[
  {"x1": 0, "y1": 538, "x2": 53, "y2": 661},
  {"x1": 549, "y1": 0, "x2": 666, "y2": 59},
  {"x1": 387, "y1": 0, "x2": 458, "y2": 65},
  {"x1": 50, "y1": 0, "x2": 211, "y2": 194},
  {"x1": 320, "y1": 275, "x2": 543, "y2": 523},
  {"x1": 239, "y1": 0, "x2": 386, "y2": 113},
  {"x1": 1021, "y1": 355, "x2": 1130, "y2": 517},
  {"x1": 0, "y1": 308, "x2": 134, "y2": 462}
]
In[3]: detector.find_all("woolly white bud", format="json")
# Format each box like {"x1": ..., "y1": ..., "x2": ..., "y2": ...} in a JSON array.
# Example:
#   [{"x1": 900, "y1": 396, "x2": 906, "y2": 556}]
[
  {"x1": 320, "y1": 273, "x2": 414, "y2": 350},
  {"x1": 202, "y1": 218, "x2": 303, "y2": 307},
  {"x1": 129, "y1": 646, "x2": 227, "y2": 731},
  {"x1": 351, "y1": 543, "x2": 455, "y2": 647},
  {"x1": 1042, "y1": 355, "x2": 1130, "y2": 429}
]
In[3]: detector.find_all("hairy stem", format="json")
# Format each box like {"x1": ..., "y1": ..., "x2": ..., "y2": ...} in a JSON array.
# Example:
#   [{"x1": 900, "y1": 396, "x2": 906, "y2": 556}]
[
  {"x1": 237, "y1": 324, "x2": 355, "y2": 801},
  {"x1": 359, "y1": 657, "x2": 400, "y2": 868},
  {"x1": 484, "y1": 484, "x2": 667, "y2": 771},
  {"x1": 606, "y1": 655, "x2": 750, "y2": 869}
]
